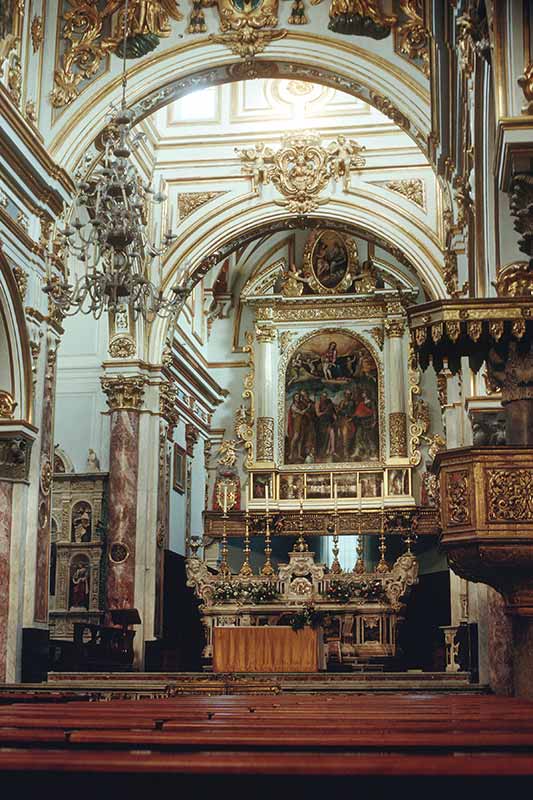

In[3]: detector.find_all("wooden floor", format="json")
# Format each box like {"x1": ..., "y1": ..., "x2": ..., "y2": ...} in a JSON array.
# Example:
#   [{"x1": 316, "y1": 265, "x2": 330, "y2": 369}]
[{"x1": 0, "y1": 691, "x2": 532, "y2": 793}]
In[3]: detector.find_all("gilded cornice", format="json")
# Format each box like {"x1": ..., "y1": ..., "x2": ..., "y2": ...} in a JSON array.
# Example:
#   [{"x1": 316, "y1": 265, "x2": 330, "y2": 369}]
[{"x1": 0, "y1": 87, "x2": 75, "y2": 207}]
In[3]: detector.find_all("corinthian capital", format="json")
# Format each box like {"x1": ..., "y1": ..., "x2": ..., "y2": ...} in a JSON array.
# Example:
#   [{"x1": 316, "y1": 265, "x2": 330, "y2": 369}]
[{"x1": 101, "y1": 375, "x2": 147, "y2": 411}]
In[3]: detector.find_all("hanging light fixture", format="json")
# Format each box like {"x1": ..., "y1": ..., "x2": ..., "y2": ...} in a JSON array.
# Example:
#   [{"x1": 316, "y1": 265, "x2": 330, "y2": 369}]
[{"x1": 44, "y1": 0, "x2": 185, "y2": 321}]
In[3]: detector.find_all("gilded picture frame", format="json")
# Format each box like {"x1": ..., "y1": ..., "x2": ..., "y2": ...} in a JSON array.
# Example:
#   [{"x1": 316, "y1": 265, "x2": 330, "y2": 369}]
[
  {"x1": 173, "y1": 444, "x2": 186, "y2": 494},
  {"x1": 302, "y1": 229, "x2": 358, "y2": 295}
]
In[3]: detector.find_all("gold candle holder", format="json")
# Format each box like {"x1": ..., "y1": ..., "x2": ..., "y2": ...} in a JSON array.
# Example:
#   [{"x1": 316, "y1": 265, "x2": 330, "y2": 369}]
[
  {"x1": 239, "y1": 510, "x2": 253, "y2": 577},
  {"x1": 353, "y1": 488, "x2": 365, "y2": 574},
  {"x1": 295, "y1": 499, "x2": 308, "y2": 552},
  {"x1": 330, "y1": 515, "x2": 341, "y2": 574},
  {"x1": 375, "y1": 503, "x2": 389, "y2": 574},
  {"x1": 261, "y1": 510, "x2": 274, "y2": 577}
]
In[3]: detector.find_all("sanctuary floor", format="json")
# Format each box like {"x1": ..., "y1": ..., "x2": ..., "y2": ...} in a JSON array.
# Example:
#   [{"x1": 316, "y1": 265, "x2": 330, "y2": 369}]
[{"x1": 0, "y1": 684, "x2": 532, "y2": 794}]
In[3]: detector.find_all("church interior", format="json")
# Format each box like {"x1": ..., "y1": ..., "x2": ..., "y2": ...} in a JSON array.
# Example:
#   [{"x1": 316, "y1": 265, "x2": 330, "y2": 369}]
[{"x1": 1, "y1": 0, "x2": 533, "y2": 790}]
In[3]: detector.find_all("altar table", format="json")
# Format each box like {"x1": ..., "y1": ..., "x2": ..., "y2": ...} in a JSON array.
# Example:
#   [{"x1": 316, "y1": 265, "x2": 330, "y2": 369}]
[{"x1": 213, "y1": 626, "x2": 321, "y2": 673}]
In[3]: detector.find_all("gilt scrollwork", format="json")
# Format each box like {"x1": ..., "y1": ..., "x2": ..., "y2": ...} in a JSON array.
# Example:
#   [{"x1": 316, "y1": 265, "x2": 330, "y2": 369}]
[{"x1": 487, "y1": 469, "x2": 533, "y2": 522}]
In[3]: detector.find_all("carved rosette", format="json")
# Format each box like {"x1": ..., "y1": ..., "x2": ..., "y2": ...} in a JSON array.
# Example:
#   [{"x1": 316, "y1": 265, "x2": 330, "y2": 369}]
[
  {"x1": 256, "y1": 417, "x2": 274, "y2": 462},
  {"x1": 389, "y1": 412, "x2": 407, "y2": 458},
  {"x1": 108, "y1": 335, "x2": 136, "y2": 359},
  {"x1": 101, "y1": 375, "x2": 147, "y2": 411}
]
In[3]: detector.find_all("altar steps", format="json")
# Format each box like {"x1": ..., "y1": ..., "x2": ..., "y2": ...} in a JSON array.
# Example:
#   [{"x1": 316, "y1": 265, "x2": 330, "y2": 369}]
[{"x1": 0, "y1": 671, "x2": 485, "y2": 699}]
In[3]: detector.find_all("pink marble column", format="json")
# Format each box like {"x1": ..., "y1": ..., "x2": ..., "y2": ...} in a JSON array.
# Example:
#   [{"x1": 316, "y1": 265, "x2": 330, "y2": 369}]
[
  {"x1": 101, "y1": 376, "x2": 146, "y2": 611},
  {"x1": 0, "y1": 481, "x2": 13, "y2": 682},
  {"x1": 487, "y1": 586, "x2": 514, "y2": 696},
  {"x1": 34, "y1": 344, "x2": 56, "y2": 623},
  {"x1": 106, "y1": 410, "x2": 140, "y2": 609}
]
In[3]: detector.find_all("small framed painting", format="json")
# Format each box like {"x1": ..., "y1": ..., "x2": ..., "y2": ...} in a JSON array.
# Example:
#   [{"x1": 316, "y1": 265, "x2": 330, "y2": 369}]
[{"x1": 173, "y1": 444, "x2": 186, "y2": 494}]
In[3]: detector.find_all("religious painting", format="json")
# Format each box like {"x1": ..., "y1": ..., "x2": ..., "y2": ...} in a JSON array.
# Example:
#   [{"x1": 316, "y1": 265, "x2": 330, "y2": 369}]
[
  {"x1": 173, "y1": 444, "x2": 186, "y2": 493},
  {"x1": 302, "y1": 230, "x2": 357, "y2": 294},
  {"x1": 359, "y1": 472, "x2": 383, "y2": 498},
  {"x1": 388, "y1": 469, "x2": 409, "y2": 496},
  {"x1": 284, "y1": 331, "x2": 380, "y2": 465},
  {"x1": 305, "y1": 473, "x2": 332, "y2": 500},
  {"x1": 68, "y1": 556, "x2": 90, "y2": 611},
  {"x1": 71, "y1": 501, "x2": 92, "y2": 543},
  {"x1": 251, "y1": 472, "x2": 274, "y2": 500},
  {"x1": 279, "y1": 473, "x2": 304, "y2": 500},
  {"x1": 333, "y1": 472, "x2": 358, "y2": 498}
]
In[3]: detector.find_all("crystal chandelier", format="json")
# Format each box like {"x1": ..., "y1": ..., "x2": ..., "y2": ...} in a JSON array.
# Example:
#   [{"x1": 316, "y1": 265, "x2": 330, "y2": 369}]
[{"x1": 44, "y1": 0, "x2": 184, "y2": 321}]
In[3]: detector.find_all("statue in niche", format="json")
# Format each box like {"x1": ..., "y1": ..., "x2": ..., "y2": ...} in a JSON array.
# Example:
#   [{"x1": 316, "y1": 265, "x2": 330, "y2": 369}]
[
  {"x1": 71, "y1": 501, "x2": 92, "y2": 543},
  {"x1": 86, "y1": 449, "x2": 100, "y2": 472},
  {"x1": 285, "y1": 331, "x2": 380, "y2": 465},
  {"x1": 69, "y1": 557, "x2": 90, "y2": 610}
]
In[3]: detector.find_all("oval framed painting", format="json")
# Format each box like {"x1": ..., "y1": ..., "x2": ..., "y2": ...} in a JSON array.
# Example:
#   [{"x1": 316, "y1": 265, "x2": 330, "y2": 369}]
[{"x1": 303, "y1": 230, "x2": 357, "y2": 294}]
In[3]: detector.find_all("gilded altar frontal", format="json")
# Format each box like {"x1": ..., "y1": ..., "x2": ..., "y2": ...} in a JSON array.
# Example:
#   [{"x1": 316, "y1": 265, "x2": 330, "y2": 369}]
[{"x1": 2, "y1": 0, "x2": 533, "y2": 787}]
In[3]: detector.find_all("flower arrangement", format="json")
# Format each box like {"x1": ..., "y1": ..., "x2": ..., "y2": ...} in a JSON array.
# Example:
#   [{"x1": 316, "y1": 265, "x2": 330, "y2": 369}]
[
  {"x1": 326, "y1": 578, "x2": 385, "y2": 603},
  {"x1": 213, "y1": 580, "x2": 279, "y2": 604},
  {"x1": 290, "y1": 603, "x2": 324, "y2": 631}
]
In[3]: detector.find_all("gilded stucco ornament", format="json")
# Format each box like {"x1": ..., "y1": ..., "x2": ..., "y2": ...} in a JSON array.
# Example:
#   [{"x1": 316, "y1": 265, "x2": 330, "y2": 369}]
[
  {"x1": 328, "y1": 0, "x2": 396, "y2": 39},
  {"x1": 52, "y1": 0, "x2": 183, "y2": 107},
  {"x1": 0, "y1": 391, "x2": 17, "y2": 419},
  {"x1": 236, "y1": 131, "x2": 366, "y2": 213},
  {"x1": 30, "y1": 15, "x2": 43, "y2": 52},
  {"x1": 394, "y1": 0, "x2": 428, "y2": 77},
  {"x1": 101, "y1": 375, "x2": 147, "y2": 411},
  {"x1": 493, "y1": 261, "x2": 533, "y2": 298},
  {"x1": 108, "y1": 335, "x2": 136, "y2": 359},
  {"x1": 178, "y1": 191, "x2": 227, "y2": 220},
  {"x1": 518, "y1": 63, "x2": 533, "y2": 115},
  {"x1": 381, "y1": 178, "x2": 425, "y2": 209}
]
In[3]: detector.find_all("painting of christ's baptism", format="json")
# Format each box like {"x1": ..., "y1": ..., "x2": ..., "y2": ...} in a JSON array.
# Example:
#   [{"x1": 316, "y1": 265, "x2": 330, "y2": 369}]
[{"x1": 284, "y1": 332, "x2": 380, "y2": 465}]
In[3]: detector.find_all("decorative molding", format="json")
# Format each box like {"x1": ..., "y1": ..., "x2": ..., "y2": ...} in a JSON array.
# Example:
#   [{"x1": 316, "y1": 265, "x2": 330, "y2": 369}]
[
  {"x1": 178, "y1": 191, "x2": 228, "y2": 220},
  {"x1": 108, "y1": 334, "x2": 136, "y2": 359},
  {"x1": 0, "y1": 391, "x2": 17, "y2": 419},
  {"x1": 385, "y1": 318, "x2": 405, "y2": 338},
  {"x1": 389, "y1": 412, "x2": 407, "y2": 458},
  {"x1": 328, "y1": 0, "x2": 397, "y2": 39},
  {"x1": 375, "y1": 178, "x2": 425, "y2": 209},
  {"x1": 0, "y1": 434, "x2": 33, "y2": 481},
  {"x1": 31, "y1": 15, "x2": 43, "y2": 52},
  {"x1": 236, "y1": 131, "x2": 365, "y2": 212},
  {"x1": 51, "y1": 0, "x2": 183, "y2": 107},
  {"x1": 487, "y1": 469, "x2": 533, "y2": 522},
  {"x1": 256, "y1": 416, "x2": 274, "y2": 461},
  {"x1": 185, "y1": 422, "x2": 200, "y2": 456},
  {"x1": 159, "y1": 381, "x2": 179, "y2": 430},
  {"x1": 100, "y1": 375, "x2": 147, "y2": 411},
  {"x1": 394, "y1": 0, "x2": 429, "y2": 78},
  {"x1": 445, "y1": 470, "x2": 471, "y2": 526}
]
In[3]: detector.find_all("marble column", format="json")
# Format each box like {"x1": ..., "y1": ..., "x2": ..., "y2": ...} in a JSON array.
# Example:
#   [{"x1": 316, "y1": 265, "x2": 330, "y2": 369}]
[
  {"x1": 385, "y1": 317, "x2": 407, "y2": 458},
  {"x1": 487, "y1": 587, "x2": 514, "y2": 696},
  {"x1": 0, "y1": 481, "x2": 13, "y2": 682},
  {"x1": 101, "y1": 375, "x2": 146, "y2": 611},
  {"x1": 254, "y1": 324, "x2": 276, "y2": 464},
  {"x1": 0, "y1": 428, "x2": 34, "y2": 681},
  {"x1": 34, "y1": 340, "x2": 57, "y2": 623}
]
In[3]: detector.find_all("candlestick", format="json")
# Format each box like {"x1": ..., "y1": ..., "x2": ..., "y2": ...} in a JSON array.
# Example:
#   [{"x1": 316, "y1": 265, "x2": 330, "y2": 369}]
[
  {"x1": 261, "y1": 503, "x2": 274, "y2": 577},
  {"x1": 239, "y1": 509, "x2": 253, "y2": 578},
  {"x1": 219, "y1": 513, "x2": 230, "y2": 580},
  {"x1": 223, "y1": 484, "x2": 228, "y2": 516},
  {"x1": 265, "y1": 481, "x2": 269, "y2": 515},
  {"x1": 376, "y1": 498, "x2": 389, "y2": 574},
  {"x1": 354, "y1": 484, "x2": 365, "y2": 574},
  {"x1": 295, "y1": 498, "x2": 308, "y2": 553},
  {"x1": 334, "y1": 481, "x2": 338, "y2": 513}
]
